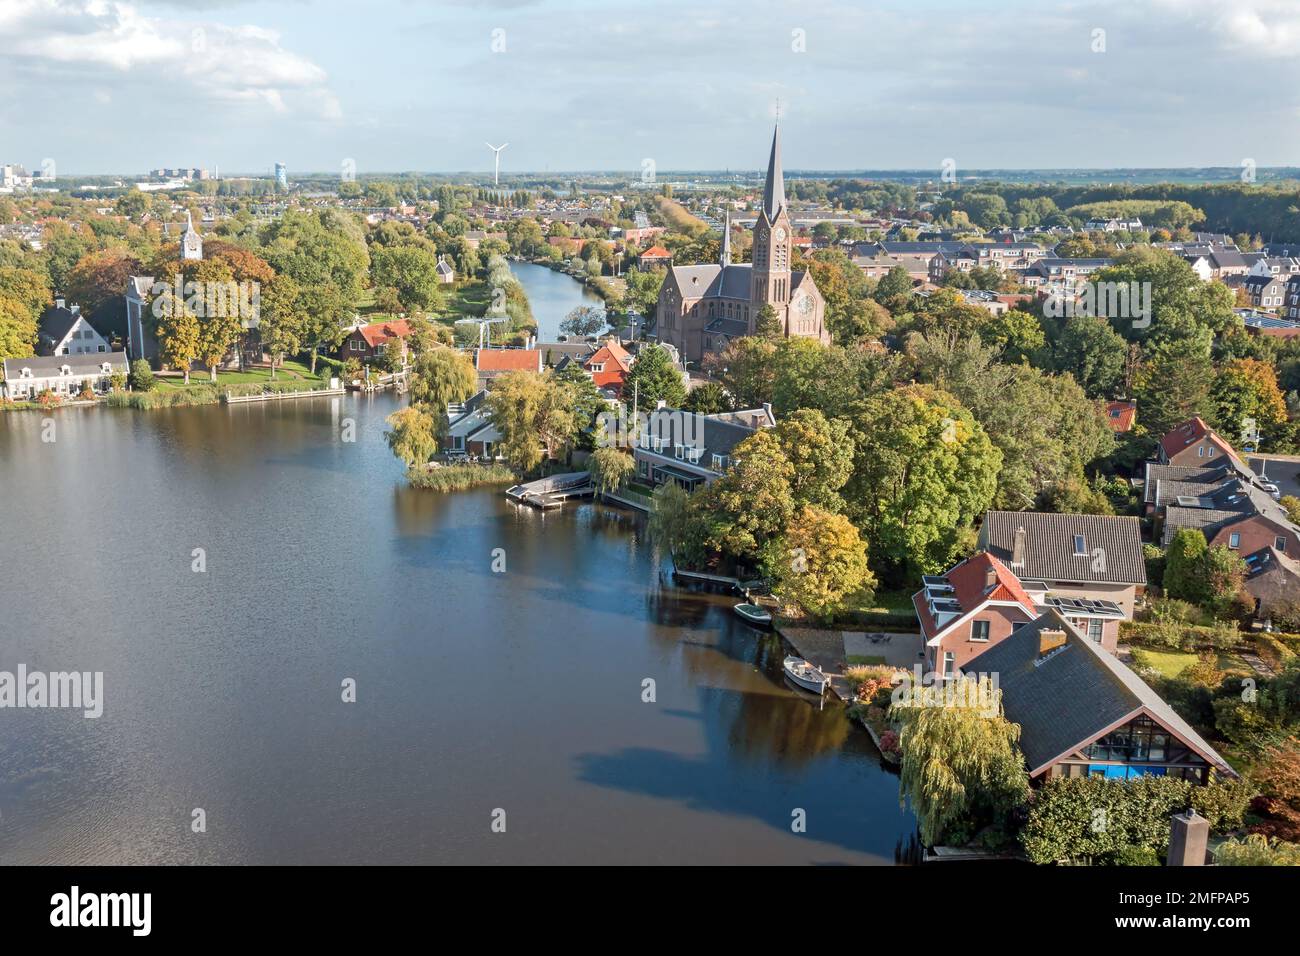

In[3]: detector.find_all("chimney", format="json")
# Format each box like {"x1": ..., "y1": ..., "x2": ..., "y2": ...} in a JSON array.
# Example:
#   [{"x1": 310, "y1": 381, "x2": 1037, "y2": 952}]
[
  {"x1": 1167, "y1": 811, "x2": 1209, "y2": 866},
  {"x1": 55, "y1": 296, "x2": 65, "y2": 310},
  {"x1": 984, "y1": 563, "x2": 998, "y2": 590},
  {"x1": 70, "y1": 303, "x2": 80, "y2": 316},
  {"x1": 1011, "y1": 526, "x2": 1026, "y2": 569},
  {"x1": 1038, "y1": 628, "x2": 1067, "y2": 656}
]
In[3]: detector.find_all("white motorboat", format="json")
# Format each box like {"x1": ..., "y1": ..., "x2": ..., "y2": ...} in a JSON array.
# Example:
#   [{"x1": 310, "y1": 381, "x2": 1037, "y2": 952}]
[
  {"x1": 783, "y1": 656, "x2": 829, "y2": 694},
  {"x1": 733, "y1": 602, "x2": 773, "y2": 627}
]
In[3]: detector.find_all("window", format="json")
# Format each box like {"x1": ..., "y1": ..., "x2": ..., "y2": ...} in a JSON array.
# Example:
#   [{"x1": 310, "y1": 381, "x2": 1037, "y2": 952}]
[
  {"x1": 971, "y1": 620, "x2": 990, "y2": 642},
  {"x1": 943, "y1": 652, "x2": 955, "y2": 678},
  {"x1": 1073, "y1": 534, "x2": 1087, "y2": 556},
  {"x1": 1088, "y1": 619, "x2": 1103, "y2": 642},
  {"x1": 1277, "y1": 537, "x2": 1287, "y2": 552},
  {"x1": 1229, "y1": 532, "x2": 1241, "y2": 549},
  {"x1": 1207, "y1": 446, "x2": 1216, "y2": 457},
  {"x1": 1197, "y1": 446, "x2": 1204, "y2": 457}
]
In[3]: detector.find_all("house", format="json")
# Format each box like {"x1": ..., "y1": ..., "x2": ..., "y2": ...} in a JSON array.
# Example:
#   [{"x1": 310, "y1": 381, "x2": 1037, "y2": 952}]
[
  {"x1": 1241, "y1": 273, "x2": 1289, "y2": 312},
  {"x1": 583, "y1": 338, "x2": 632, "y2": 396},
  {"x1": 2, "y1": 352, "x2": 128, "y2": 400},
  {"x1": 966, "y1": 610, "x2": 1235, "y2": 783},
  {"x1": 435, "y1": 257, "x2": 455, "y2": 284},
  {"x1": 632, "y1": 403, "x2": 774, "y2": 491},
  {"x1": 979, "y1": 510, "x2": 1146, "y2": 643},
  {"x1": 1017, "y1": 258, "x2": 1113, "y2": 293},
  {"x1": 474, "y1": 347, "x2": 542, "y2": 385},
  {"x1": 1084, "y1": 217, "x2": 1144, "y2": 233},
  {"x1": 537, "y1": 340, "x2": 595, "y2": 370},
  {"x1": 1243, "y1": 547, "x2": 1300, "y2": 621},
  {"x1": 637, "y1": 245, "x2": 672, "y2": 270},
  {"x1": 912, "y1": 552, "x2": 1039, "y2": 681},
  {"x1": 338, "y1": 319, "x2": 412, "y2": 362},
  {"x1": 36, "y1": 301, "x2": 111, "y2": 356},
  {"x1": 1104, "y1": 400, "x2": 1137, "y2": 432},
  {"x1": 1157, "y1": 417, "x2": 1246, "y2": 470},
  {"x1": 445, "y1": 390, "x2": 501, "y2": 458}
]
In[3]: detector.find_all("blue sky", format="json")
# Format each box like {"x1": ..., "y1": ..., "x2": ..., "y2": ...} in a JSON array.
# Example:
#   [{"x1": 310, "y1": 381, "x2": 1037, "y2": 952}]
[{"x1": 2, "y1": 0, "x2": 1299, "y2": 175}]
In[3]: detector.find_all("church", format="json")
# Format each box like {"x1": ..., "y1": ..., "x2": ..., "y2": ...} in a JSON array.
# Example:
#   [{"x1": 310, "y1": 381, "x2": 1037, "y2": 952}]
[{"x1": 653, "y1": 125, "x2": 829, "y2": 366}]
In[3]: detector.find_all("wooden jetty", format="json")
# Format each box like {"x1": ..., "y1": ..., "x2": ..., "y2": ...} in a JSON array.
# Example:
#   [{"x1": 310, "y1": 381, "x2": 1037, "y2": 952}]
[
  {"x1": 505, "y1": 471, "x2": 593, "y2": 509},
  {"x1": 224, "y1": 385, "x2": 346, "y2": 404}
]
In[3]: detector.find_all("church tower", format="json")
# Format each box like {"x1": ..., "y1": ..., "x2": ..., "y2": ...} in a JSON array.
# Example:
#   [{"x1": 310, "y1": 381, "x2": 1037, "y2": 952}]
[
  {"x1": 181, "y1": 210, "x2": 203, "y2": 261},
  {"x1": 719, "y1": 210, "x2": 732, "y2": 267},
  {"x1": 750, "y1": 124, "x2": 792, "y2": 313}
]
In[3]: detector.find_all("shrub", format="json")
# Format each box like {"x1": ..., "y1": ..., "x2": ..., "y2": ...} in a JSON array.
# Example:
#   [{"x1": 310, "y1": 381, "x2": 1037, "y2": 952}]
[
  {"x1": 878, "y1": 730, "x2": 899, "y2": 755},
  {"x1": 1190, "y1": 777, "x2": 1254, "y2": 832},
  {"x1": 1112, "y1": 845, "x2": 1161, "y2": 866},
  {"x1": 844, "y1": 663, "x2": 902, "y2": 699},
  {"x1": 128, "y1": 359, "x2": 155, "y2": 392},
  {"x1": 37, "y1": 389, "x2": 60, "y2": 409},
  {"x1": 405, "y1": 462, "x2": 516, "y2": 492},
  {"x1": 1214, "y1": 834, "x2": 1300, "y2": 866}
]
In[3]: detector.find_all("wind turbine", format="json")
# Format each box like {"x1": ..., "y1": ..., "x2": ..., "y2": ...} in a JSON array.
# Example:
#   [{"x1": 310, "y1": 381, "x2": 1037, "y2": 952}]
[{"x1": 485, "y1": 142, "x2": 508, "y2": 186}]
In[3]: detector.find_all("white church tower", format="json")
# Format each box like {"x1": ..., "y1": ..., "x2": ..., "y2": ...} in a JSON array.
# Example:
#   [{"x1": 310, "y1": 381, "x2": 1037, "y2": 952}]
[{"x1": 181, "y1": 210, "x2": 203, "y2": 261}]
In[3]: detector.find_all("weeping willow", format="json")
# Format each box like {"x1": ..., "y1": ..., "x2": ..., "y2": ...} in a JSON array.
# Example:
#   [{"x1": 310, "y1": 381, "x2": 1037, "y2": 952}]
[{"x1": 891, "y1": 676, "x2": 1030, "y2": 847}]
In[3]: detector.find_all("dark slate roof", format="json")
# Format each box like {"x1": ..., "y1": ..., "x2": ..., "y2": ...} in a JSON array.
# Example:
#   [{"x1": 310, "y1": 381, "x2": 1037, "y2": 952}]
[
  {"x1": 761, "y1": 125, "x2": 785, "y2": 219},
  {"x1": 669, "y1": 263, "x2": 752, "y2": 300},
  {"x1": 703, "y1": 317, "x2": 749, "y2": 338},
  {"x1": 981, "y1": 511, "x2": 1146, "y2": 585},
  {"x1": 1162, "y1": 506, "x2": 1243, "y2": 546},
  {"x1": 37, "y1": 306, "x2": 82, "y2": 346},
  {"x1": 966, "y1": 611, "x2": 1234, "y2": 777},
  {"x1": 1142, "y1": 461, "x2": 1235, "y2": 504},
  {"x1": 3, "y1": 351, "x2": 128, "y2": 378},
  {"x1": 645, "y1": 406, "x2": 765, "y2": 462}
]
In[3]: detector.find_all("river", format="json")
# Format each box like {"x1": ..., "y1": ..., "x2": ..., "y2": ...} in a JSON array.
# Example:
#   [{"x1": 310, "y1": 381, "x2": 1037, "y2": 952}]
[
  {"x1": 0, "y1": 394, "x2": 916, "y2": 864},
  {"x1": 510, "y1": 259, "x2": 607, "y2": 342}
]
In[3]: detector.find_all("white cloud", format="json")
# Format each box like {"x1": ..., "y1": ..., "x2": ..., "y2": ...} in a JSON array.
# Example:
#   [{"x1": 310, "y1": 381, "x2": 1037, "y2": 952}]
[{"x1": 0, "y1": 0, "x2": 339, "y2": 119}]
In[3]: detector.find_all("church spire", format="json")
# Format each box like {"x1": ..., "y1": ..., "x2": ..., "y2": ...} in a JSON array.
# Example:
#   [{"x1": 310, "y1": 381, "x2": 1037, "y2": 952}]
[
  {"x1": 761, "y1": 124, "x2": 785, "y2": 220},
  {"x1": 720, "y1": 210, "x2": 732, "y2": 267}
]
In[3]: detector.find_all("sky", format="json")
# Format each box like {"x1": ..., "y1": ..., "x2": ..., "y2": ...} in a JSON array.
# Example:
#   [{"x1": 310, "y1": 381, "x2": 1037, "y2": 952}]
[{"x1": 2, "y1": 0, "x2": 1299, "y2": 176}]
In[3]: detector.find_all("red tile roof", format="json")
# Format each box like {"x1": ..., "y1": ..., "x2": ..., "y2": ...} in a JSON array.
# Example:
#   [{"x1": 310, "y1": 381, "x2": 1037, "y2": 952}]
[
  {"x1": 585, "y1": 339, "x2": 632, "y2": 391},
  {"x1": 474, "y1": 348, "x2": 542, "y2": 372},
  {"x1": 913, "y1": 552, "x2": 1037, "y2": 640},
  {"x1": 639, "y1": 246, "x2": 671, "y2": 259},
  {"x1": 1159, "y1": 416, "x2": 1241, "y2": 464},
  {"x1": 357, "y1": 319, "x2": 412, "y2": 347},
  {"x1": 1105, "y1": 400, "x2": 1137, "y2": 432}
]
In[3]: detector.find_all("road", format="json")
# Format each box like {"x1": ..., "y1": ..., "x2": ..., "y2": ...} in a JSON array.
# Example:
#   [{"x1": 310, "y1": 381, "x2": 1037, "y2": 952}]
[{"x1": 1247, "y1": 454, "x2": 1300, "y2": 501}]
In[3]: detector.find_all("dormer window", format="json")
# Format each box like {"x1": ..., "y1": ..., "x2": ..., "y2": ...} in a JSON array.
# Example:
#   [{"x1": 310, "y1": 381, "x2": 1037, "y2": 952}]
[
  {"x1": 1073, "y1": 534, "x2": 1087, "y2": 556},
  {"x1": 61, "y1": 365, "x2": 71, "y2": 376}
]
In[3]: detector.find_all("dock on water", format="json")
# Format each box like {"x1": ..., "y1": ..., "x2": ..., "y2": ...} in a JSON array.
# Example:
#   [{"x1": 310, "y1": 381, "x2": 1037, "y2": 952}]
[
  {"x1": 224, "y1": 385, "x2": 346, "y2": 404},
  {"x1": 505, "y1": 471, "x2": 592, "y2": 509}
]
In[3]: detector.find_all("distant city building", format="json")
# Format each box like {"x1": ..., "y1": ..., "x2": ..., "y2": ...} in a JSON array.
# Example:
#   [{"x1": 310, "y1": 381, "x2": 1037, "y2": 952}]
[
  {"x1": 150, "y1": 168, "x2": 210, "y2": 181},
  {"x1": 275, "y1": 162, "x2": 288, "y2": 189}
]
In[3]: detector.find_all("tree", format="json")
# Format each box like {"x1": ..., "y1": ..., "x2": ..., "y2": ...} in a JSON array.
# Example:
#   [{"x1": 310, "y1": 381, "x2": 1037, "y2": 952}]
[
  {"x1": 371, "y1": 243, "x2": 446, "y2": 313},
  {"x1": 65, "y1": 249, "x2": 142, "y2": 314},
  {"x1": 588, "y1": 447, "x2": 634, "y2": 498},
  {"x1": 258, "y1": 276, "x2": 306, "y2": 379},
  {"x1": 646, "y1": 481, "x2": 695, "y2": 557},
  {"x1": 128, "y1": 359, "x2": 155, "y2": 392},
  {"x1": 1048, "y1": 314, "x2": 1127, "y2": 398},
  {"x1": 697, "y1": 429, "x2": 795, "y2": 562},
  {"x1": 891, "y1": 679, "x2": 1029, "y2": 847},
  {"x1": 1210, "y1": 358, "x2": 1289, "y2": 447},
  {"x1": 0, "y1": 295, "x2": 37, "y2": 360},
  {"x1": 1164, "y1": 528, "x2": 1209, "y2": 603},
  {"x1": 385, "y1": 405, "x2": 440, "y2": 469},
  {"x1": 873, "y1": 265, "x2": 913, "y2": 307},
  {"x1": 623, "y1": 268, "x2": 665, "y2": 317},
  {"x1": 763, "y1": 505, "x2": 875, "y2": 622},
  {"x1": 844, "y1": 385, "x2": 1001, "y2": 578},
  {"x1": 623, "y1": 343, "x2": 685, "y2": 411},
  {"x1": 198, "y1": 300, "x2": 244, "y2": 383},
  {"x1": 683, "y1": 381, "x2": 729, "y2": 415},
  {"x1": 1134, "y1": 333, "x2": 1214, "y2": 437},
  {"x1": 754, "y1": 303, "x2": 783, "y2": 339},
  {"x1": 484, "y1": 370, "x2": 578, "y2": 474},
  {"x1": 154, "y1": 292, "x2": 201, "y2": 384},
  {"x1": 408, "y1": 347, "x2": 477, "y2": 418},
  {"x1": 559, "y1": 305, "x2": 607, "y2": 339},
  {"x1": 772, "y1": 409, "x2": 855, "y2": 512},
  {"x1": 981, "y1": 308, "x2": 1044, "y2": 363},
  {"x1": 707, "y1": 336, "x2": 776, "y2": 409}
]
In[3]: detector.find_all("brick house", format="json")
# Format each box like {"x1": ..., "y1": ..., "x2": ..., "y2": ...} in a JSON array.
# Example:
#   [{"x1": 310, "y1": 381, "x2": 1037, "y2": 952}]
[
  {"x1": 967, "y1": 612, "x2": 1235, "y2": 783},
  {"x1": 583, "y1": 338, "x2": 631, "y2": 396},
  {"x1": 338, "y1": 319, "x2": 412, "y2": 362},
  {"x1": 1157, "y1": 417, "x2": 1245, "y2": 469}
]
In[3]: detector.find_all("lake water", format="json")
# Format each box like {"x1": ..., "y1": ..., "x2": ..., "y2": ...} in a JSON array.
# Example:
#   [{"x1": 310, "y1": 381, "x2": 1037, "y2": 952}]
[
  {"x1": 510, "y1": 260, "x2": 606, "y2": 342},
  {"x1": 0, "y1": 394, "x2": 915, "y2": 864}
]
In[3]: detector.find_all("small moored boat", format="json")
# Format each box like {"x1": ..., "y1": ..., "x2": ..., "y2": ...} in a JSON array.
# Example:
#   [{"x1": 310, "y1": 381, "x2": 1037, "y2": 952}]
[
  {"x1": 733, "y1": 603, "x2": 772, "y2": 627},
  {"x1": 783, "y1": 656, "x2": 829, "y2": 695}
]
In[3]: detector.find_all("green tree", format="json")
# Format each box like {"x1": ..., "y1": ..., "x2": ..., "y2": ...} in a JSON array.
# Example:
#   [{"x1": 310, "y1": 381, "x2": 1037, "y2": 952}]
[
  {"x1": 0, "y1": 295, "x2": 37, "y2": 361},
  {"x1": 559, "y1": 305, "x2": 607, "y2": 339},
  {"x1": 844, "y1": 384, "x2": 1001, "y2": 578},
  {"x1": 588, "y1": 446, "x2": 634, "y2": 498},
  {"x1": 623, "y1": 343, "x2": 685, "y2": 411},
  {"x1": 154, "y1": 292, "x2": 201, "y2": 384},
  {"x1": 371, "y1": 243, "x2": 446, "y2": 312},
  {"x1": 683, "y1": 381, "x2": 729, "y2": 414},
  {"x1": 408, "y1": 347, "x2": 477, "y2": 419},
  {"x1": 385, "y1": 405, "x2": 440, "y2": 469},
  {"x1": 484, "y1": 370, "x2": 578, "y2": 474},
  {"x1": 1048, "y1": 313, "x2": 1127, "y2": 398},
  {"x1": 772, "y1": 409, "x2": 855, "y2": 512},
  {"x1": 1164, "y1": 528, "x2": 1209, "y2": 603},
  {"x1": 696, "y1": 429, "x2": 795, "y2": 562},
  {"x1": 891, "y1": 679, "x2": 1029, "y2": 847},
  {"x1": 128, "y1": 359, "x2": 155, "y2": 392}
]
